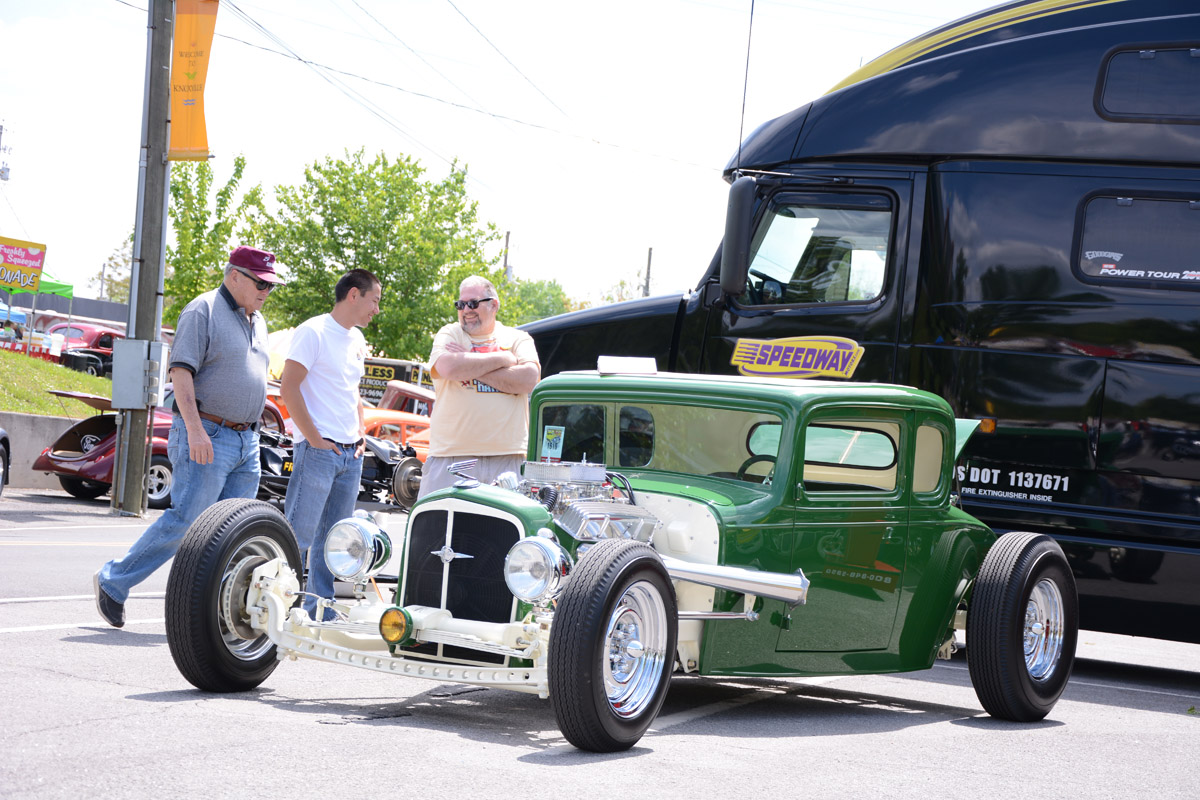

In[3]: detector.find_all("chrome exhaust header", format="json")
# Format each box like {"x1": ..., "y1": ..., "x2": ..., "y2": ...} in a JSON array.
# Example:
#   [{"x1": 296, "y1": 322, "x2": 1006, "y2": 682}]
[{"x1": 660, "y1": 556, "x2": 809, "y2": 607}]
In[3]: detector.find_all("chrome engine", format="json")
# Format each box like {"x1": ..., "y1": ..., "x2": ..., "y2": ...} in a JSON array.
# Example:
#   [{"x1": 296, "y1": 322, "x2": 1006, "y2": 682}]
[{"x1": 509, "y1": 460, "x2": 661, "y2": 544}]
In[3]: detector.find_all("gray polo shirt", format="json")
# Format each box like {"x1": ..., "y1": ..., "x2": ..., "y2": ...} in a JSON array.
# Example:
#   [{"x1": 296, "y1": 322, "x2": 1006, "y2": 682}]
[{"x1": 169, "y1": 284, "x2": 269, "y2": 424}]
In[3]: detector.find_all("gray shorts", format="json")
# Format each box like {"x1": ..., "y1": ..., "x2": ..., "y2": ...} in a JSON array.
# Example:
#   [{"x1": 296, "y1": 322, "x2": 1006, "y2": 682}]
[{"x1": 418, "y1": 454, "x2": 525, "y2": 499}]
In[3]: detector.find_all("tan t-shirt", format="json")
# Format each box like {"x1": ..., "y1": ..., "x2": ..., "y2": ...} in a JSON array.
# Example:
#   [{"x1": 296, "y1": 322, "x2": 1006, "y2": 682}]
[{"x1": 427, "y1": 321, "x2": 540, "y2": 457}]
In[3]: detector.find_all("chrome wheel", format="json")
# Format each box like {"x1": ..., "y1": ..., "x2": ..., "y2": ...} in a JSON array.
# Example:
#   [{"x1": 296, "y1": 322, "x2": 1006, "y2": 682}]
[
  {"x1": 217, "y1": 534, "x2": 285, "y2": 661},
  {"x1": 967, "y1": 532, "x2": 1078, "y2": 721},
  {"x1": 147, "y1": 462, "x2": 172, "y2": 503},
  {"x1": 167, "y1": 499, "x2": 301, "y2": 692},
  {"x1": 603, "y1": 580, "x2": 669, "y2": 719},
  {"x1": 549, "y1": 539, "x2": 678, "y2": 751},
  {"x1": 1024, "y1": 578, "x2": 1064, "y2": 680}
]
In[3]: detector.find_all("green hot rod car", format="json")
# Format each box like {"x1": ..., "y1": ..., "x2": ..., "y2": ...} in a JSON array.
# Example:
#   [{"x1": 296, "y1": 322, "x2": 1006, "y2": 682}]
[{"x1": 165, "y1": 369, "x2": 1078, "y2": 752}]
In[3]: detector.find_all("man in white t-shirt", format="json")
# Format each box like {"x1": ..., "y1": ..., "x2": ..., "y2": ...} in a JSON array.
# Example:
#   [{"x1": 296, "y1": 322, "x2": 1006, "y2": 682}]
[
  {"x1": 280, "y1": 268, "x2": 381, "y2": 620},
  {"x1": 418, "y1": 275, "x2": 541, "y2": 498}
]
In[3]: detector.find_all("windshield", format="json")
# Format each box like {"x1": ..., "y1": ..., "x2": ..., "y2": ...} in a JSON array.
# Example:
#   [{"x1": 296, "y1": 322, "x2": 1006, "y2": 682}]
[{"x1": 538, "y1": 402, "x2": 783, "y2": 484}]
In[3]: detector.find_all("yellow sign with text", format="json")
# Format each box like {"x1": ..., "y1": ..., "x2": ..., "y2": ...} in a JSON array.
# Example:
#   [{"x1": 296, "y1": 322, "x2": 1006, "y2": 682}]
[
  {"x1": 168, "y1": 0, "x2": 220, "y2": 161},
  {"x1": 0, "y1": 236, "x2": 48, "y2": 293},
  {"x1": 730, "y1": 335, "x2": 864, "y2": 379}
]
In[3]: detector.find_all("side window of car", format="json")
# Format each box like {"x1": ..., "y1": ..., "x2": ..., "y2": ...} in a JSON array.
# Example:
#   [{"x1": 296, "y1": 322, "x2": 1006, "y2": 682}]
[
  {"x1": 373, "y1": 423, "x2": 404, "y2": 444},
  {"x1": 913, "y1": 424, "x2": 945, "y2": 493},
  {"x1": 802, "y1": 421, "x2": 899, "y2": 493},
  {"x1": 739, "y1": 192, "x2": 892, "y2": 307},
  {"x1": 540, "y1": 404, "x2": 606, "y2": 463},
  {"x1": 98, "y1": 334, "x2": 112, "y2": 348},
  {"x1": 619, "y1": 406, "x2": 654, "y2": 467},
  {"x1": 747, "y1": 420, "x2": 781, "y2": 457}
]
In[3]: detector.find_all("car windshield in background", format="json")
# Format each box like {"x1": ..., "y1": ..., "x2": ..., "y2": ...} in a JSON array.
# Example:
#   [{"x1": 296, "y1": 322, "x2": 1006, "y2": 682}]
[{"x1": 538, "y1": 402, "x2": 783, "y2": 483}]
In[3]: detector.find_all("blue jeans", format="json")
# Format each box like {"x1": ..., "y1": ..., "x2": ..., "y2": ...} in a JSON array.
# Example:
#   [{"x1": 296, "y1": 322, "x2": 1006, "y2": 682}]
[
  {"x1": 284, "y1": 439, "x2": 363, "y2": 620},
  {"x1": 99, "y1": 417, "x2": 260, "y2": 603}
]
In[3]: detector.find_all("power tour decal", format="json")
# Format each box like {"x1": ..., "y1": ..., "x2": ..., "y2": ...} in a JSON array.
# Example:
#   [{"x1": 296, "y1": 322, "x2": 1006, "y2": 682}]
[{"x1": 730, "y1": 335, "x2": 864, "y2": 379}]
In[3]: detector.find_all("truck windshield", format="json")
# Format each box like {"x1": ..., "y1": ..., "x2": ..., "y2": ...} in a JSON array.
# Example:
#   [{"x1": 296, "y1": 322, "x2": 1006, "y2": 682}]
[{"x1": 743, "y1": 192, "x2": 891, "y2": 306}]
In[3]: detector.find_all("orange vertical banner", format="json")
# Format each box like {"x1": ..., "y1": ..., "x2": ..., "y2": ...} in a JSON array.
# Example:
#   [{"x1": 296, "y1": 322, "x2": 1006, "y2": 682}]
[{"x1": 168, "y1": 0, "x2": 220, "y2": 161}]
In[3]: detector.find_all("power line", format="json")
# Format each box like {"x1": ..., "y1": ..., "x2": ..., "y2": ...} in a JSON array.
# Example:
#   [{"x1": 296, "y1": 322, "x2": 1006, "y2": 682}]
[
  {"x1": 223, "y1": 0, "x2": 456, "y2": 170},
  {"x1": 208, "y1": 36, "x2": 716, "y2": 172},
  {"x1": 346, "y1": 0, "x2": 492, "y2": 114},
  {"x1": 443, "y1": 0, "x2": 568, "y2": 118},
  {"x1": 108, "y1": 0, "x2": 724, "y2": 172},
  {"x1": 0, "y1": 185, "x2": 30, "y2": 238}
]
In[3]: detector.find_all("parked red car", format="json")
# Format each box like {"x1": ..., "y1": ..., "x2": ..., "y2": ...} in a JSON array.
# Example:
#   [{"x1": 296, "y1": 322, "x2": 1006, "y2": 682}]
[
  {"x1": 33, "y1": 390, "x2": 173, "y2": 508},
  {"x1": 48, "y1": 322, "x2": 126, "y2": 377}
]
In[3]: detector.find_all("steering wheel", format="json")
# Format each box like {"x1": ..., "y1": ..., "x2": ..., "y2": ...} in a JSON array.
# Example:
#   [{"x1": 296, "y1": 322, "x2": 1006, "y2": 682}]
[
  {"x1": 745, "y1": 269, "x2": 773, "y2": 305},
  {"x1": 736, "y1": 454, "x2": 776, "y2": 484}
]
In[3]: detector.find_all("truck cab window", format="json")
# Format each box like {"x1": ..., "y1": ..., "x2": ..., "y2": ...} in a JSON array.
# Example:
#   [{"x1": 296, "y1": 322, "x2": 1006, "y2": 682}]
[
  {"x1": 1078, "y1": 195, "x2": 1200, "y2": 289},
  {"x1": 741, "y1": 193, "x2": 892, "y2": 307}
]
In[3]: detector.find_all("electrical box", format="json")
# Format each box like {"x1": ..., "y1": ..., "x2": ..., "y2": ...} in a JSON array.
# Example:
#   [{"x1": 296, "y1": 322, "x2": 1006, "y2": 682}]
[{"x1": 111, "y1": 339, "x2": 171, "y2": 409}]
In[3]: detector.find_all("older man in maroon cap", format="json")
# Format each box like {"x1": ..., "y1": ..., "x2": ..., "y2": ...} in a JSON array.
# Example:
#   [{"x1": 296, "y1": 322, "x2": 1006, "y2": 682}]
[{"x1": 94, "y1": 246, "x2": 285, "y2": 628}]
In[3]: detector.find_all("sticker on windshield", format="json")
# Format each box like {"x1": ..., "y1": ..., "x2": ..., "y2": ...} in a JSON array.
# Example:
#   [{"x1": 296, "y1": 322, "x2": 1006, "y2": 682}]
[
  {"x1": 540, "y1": 425, "x2": 565, "y2": 462},
  {"x1": 731, "y1": 335, "x2": 863, "y2": 379}
]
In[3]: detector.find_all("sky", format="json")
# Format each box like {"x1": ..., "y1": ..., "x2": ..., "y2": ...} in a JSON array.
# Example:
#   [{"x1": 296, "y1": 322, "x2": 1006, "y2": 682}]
[{"x1": 0, "y1": 0, "x2": 999, "y2": 306}]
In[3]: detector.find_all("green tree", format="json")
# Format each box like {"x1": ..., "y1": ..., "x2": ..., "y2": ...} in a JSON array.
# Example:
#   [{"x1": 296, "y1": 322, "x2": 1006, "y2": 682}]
[
  {"x1": 164, "y1": 155, "x2": 263, "y2": 326},
  {"x1": 90, "y1": 232, "x2": 133, "y2": 303},
  {"x1": 599, "y1": 277, "x2": 640, "y2": 305},
  {"x1": 257, "y1": 149, "x2": 498, "y2": 360},
  {"x1": 498, "y1": 277, "x2": 582, "y2": 326}
]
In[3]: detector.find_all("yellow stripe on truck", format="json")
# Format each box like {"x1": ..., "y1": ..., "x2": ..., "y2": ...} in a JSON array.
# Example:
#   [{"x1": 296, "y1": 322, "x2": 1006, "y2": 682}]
[{"x1": 826, "y1": 0, "x2": 1129, "y2": 94}]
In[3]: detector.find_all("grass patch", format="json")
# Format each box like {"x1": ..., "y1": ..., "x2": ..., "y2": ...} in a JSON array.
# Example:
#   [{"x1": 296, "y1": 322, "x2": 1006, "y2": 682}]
[{"x1": 0, "y1": 348, "x2": 115, "y2": 418}]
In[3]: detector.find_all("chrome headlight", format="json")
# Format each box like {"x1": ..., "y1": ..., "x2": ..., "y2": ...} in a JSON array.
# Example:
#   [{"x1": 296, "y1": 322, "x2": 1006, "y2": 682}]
[
  {"x1": 503, "y1": 535, "x2": 572, "y2": 602},
  {"x1": 324, "y1": 517, "x2": 392, "y2": 582}
]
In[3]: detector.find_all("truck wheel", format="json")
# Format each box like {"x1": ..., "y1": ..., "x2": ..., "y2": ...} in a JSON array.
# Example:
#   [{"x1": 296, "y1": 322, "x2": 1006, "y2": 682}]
[
  {"x1": 166, "y1": 498, "x2": 301, "y2": 692},
  {"x1": 549, "y1": 539, "x2": 677, "y2": 752},
  {"x1": 58, "y1": 475, "x2": 110, "y2": 500},
  {"x1": 967, "y1": 532, "x2": 1078, "y2": 721},
  {"x1": 146, "y1": 455, "x2": 173, "y2": 510}
]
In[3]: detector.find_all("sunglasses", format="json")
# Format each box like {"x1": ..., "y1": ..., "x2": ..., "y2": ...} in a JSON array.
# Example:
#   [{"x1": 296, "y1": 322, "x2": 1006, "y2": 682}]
[
  {"x1": 454, "y1": 297, "x2": 494, "y2": 311},
  {"x1": 237, "y1": 269, "x2": 277, "y2": 293}
]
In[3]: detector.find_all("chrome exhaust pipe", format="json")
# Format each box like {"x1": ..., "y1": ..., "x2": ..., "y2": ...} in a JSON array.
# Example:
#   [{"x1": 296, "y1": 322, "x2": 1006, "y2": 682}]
[{"x1": 660, "y1": 556, "x2": 809, "y2": 607}]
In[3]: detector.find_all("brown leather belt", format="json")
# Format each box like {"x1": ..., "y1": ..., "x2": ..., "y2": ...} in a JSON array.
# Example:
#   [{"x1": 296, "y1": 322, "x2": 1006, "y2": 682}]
[{"x1": 197, "y1": 411, "x2": 256, "y2": 431}]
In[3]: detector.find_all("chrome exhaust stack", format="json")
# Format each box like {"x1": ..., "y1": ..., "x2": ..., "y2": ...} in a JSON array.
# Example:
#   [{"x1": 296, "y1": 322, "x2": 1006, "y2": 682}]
[{"x1": 660, "y1": 556, "x2": 810, "y2": 607}]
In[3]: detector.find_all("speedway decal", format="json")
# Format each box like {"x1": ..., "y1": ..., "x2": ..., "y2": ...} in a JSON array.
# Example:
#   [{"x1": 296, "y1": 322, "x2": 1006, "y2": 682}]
[{"x1": 730, "y1": 336, "x2": 863, "y2": 379}]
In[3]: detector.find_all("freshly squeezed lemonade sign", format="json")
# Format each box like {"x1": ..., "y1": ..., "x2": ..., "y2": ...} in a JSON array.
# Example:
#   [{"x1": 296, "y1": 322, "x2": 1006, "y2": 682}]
[
  {"x1": 731, "y1": 335, "x2": 863, "y2": 379},
  {"x1": 0, "y1": 236, "x2": 47, "y2": 292}
]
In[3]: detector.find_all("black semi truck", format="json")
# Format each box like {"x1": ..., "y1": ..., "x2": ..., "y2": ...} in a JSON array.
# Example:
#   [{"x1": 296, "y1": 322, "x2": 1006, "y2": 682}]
[{"x1": 525, "y1": 0, "x2": 1200, "y2": 644}]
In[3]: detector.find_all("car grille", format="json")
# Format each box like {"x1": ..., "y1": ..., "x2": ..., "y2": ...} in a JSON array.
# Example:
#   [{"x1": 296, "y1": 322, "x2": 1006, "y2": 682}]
[{"x1": 400, "y1": 507, "x2": 521, "y2": 665}]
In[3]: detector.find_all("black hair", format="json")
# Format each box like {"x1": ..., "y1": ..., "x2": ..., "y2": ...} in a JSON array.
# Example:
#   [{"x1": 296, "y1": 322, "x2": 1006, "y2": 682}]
[{"x1": 335, "y1": 268, "x2": 380, "y2": 302}]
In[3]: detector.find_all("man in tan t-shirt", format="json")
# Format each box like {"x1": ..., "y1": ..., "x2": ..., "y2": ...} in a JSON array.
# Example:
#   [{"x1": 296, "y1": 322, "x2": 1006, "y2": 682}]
[{"x1": 418, "y1": 276, "x2": 540, "y2": 498}]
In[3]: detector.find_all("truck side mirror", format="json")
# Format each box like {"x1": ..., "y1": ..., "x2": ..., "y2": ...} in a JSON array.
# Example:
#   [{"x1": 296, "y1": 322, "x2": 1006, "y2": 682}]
[{"x1": 720, "y1": 175, "x2": 757, "y2": 296}]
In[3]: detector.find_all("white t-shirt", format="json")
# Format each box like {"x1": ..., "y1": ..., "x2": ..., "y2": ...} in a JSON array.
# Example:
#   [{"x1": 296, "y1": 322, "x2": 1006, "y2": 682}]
[{"x1": 286, "y1": 313, "x2": 367, "y2": 443}]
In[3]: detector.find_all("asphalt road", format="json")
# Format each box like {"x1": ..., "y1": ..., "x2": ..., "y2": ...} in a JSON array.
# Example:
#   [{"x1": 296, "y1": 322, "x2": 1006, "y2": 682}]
[{"x1": 2, "y1": 487, "x2": 1198, "y2": 799}]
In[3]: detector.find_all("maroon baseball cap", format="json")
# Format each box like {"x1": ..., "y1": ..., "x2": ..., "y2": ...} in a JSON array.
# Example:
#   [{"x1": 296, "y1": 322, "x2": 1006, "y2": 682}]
[{"x1": 229, "y1": 246, "x2": 285, "y2": 284}]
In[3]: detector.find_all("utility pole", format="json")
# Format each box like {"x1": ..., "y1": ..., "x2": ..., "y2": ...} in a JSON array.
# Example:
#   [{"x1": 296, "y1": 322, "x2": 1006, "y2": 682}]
[
  {"x1": 0, "y1": 123, "x2": 11, "y2": 181},
  {"x1": 502, "y1": 230, "x2": 512, "y2": 281},
  {"x1": 113, "y1": 0, "x2": 173, "y2": 515},
  {"x1": 643, "y1": 247, "x2": 652, "y2": 297}
]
